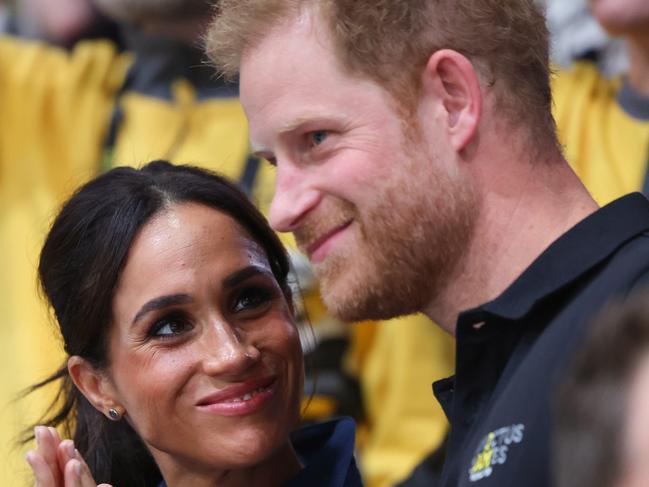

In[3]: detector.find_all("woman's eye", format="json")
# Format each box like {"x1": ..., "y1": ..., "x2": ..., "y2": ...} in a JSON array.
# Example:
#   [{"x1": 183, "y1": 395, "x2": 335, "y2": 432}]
[
  {"x1": 308, "y1": 130, "x2": 329, "y2": 147},
  {"x1": 149, "y1": 315, "x2": 192, "y2": 338},
  {"x1": 232, "y1": 287, "x2": 274, "y2": 314}
]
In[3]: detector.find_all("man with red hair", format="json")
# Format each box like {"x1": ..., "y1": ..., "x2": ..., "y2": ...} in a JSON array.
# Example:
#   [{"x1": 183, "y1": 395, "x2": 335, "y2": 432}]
[{"x1": 207, "y1": 1, "x2": 649, "y2": 485}]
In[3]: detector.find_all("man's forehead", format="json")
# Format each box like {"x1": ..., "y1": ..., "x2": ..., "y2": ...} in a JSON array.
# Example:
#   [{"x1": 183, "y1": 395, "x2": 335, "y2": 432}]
[
  {"x1": 239, "y1": 11, "x2": 338, "y2": 127},
  {"x1": 239, "y1": 4, "x2": 333, "y2": 76}
]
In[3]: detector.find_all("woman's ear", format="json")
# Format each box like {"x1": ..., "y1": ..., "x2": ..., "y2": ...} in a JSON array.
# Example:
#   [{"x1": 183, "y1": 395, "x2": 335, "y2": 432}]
[
  {"x1": 68, "y1": 356, "x2": 122, "y2": 420},
  {"x1": 420, "y1": 49, "x2": 482, "y2": 152}
]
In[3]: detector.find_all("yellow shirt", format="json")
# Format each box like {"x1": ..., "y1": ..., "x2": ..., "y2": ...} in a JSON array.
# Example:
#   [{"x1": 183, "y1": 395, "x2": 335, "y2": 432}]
[
  {"x1": 355, "y1": 315, "x2": 454, "y2": 487},
  {"x1": 553, "y1": 62, "x2": 649, "y2": 203}
]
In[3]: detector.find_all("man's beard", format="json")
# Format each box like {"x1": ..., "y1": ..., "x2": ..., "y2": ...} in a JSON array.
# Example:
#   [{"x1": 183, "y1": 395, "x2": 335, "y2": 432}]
[
  {"x1": 92, "y1": 0, "x2": 211, "y2": 24},
  {"x1": 295, "y1": 153, "x2": 478, "y2": 323}
]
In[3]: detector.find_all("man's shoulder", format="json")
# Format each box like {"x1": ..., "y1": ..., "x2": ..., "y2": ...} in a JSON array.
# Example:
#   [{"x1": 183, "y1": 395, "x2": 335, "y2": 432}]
[
  {"x1": 589, "y1": 227, "x2": 649, "y2": 290},
  {"x1": 443, "y1": 202, "x2": 649, "y2": 487}
]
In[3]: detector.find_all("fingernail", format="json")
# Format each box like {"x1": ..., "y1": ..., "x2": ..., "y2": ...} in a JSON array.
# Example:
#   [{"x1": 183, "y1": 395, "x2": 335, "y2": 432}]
[
  {"x1": 48, "y1": 426, "x2": 57, "y2": 437},
  {"x1": 25, "y1": 450, "x2": 34, "y2": 466},
  {"x1": 63, "y1": 440, "x2": 75, "y2": 458},
  {"x1": 74, "y1": 448, "x2": 81, "y2": 460},
  {"x1": 34, "y1": 426, "x2": 42, "y2": 446},
  {"x1": 73, "y1": 459, "x2": 82, "y2": 478}
]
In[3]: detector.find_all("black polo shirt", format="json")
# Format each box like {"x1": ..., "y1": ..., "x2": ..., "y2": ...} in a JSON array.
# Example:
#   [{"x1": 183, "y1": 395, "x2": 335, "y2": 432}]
[{"x1": 435, "y1": 193, "x2": 649, "y2": 487}]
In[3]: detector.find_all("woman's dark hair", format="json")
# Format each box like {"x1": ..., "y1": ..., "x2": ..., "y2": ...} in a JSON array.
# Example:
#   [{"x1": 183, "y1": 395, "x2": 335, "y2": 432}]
[{"x1": 23, "y1": 160, "x2": 292, "y2": 486}]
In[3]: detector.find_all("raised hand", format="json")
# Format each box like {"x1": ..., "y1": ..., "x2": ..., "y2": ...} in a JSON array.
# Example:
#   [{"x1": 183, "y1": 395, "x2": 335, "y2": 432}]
[{"x1": 26, "y1": 426, "x2": 112, "y2": 487}]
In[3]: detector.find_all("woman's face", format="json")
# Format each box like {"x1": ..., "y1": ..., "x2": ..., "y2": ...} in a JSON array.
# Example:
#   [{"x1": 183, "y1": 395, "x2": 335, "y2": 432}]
[{"x1": 104, "y1": 202, "x2": 303, "y2": 473}]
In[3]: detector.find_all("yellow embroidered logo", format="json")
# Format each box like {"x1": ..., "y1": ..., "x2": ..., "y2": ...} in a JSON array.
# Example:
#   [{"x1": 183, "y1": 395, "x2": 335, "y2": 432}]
[{"x1": 469, "y1": 424, "x2": 525, "y2": 482}]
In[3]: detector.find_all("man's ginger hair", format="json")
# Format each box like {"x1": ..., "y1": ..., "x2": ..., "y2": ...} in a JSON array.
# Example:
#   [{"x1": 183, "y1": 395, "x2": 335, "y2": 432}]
[{"x1": 206, "y1": 0, "x2": 557, "y2": 147}]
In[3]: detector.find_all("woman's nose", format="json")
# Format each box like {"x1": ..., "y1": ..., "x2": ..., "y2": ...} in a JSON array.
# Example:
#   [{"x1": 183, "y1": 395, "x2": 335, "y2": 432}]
[{"x1": 200, "y1": 322, "x2": 261, "y2": 377}]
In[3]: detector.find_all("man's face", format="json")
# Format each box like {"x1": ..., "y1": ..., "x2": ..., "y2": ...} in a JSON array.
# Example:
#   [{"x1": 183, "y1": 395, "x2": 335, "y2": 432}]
[
  {"x1": 588, "y1": 0, "x2": 649, "y2": 36},
  {"x1": 240, "y1": 11, "x2": 477, "y2": 322}
]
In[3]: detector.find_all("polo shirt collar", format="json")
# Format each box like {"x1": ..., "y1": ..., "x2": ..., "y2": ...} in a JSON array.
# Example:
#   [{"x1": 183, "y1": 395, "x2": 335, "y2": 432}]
[
  {"x1": 464, "y1": 192, "x2": 649, "y2": 323},
  {"x1": 434, "y1": 193, "x2": 649, "y2": 425}
]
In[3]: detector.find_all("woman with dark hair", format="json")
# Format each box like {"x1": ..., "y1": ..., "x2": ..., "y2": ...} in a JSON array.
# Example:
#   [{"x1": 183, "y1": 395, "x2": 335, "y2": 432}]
[{"x1": 24, "y1": 161, "x2": 361, "y2": 487}]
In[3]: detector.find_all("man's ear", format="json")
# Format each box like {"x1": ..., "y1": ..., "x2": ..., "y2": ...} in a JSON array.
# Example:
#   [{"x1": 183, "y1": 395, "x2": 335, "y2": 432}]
[
  {"x1": 421, "y1": 49, "x2": 482, "y2": 152},
  {"x1": 68, "y1": 356, "x2": 121, "y2": 420}
]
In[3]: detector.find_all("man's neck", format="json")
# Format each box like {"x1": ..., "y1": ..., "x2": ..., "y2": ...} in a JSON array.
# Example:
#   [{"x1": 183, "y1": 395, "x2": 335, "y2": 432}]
[
  {"x1": 423, "y1": 144, "x2": 598, "y2": 334},
  {"x1": 626, "y1": 36, "x2": 649, "y2": 96}
]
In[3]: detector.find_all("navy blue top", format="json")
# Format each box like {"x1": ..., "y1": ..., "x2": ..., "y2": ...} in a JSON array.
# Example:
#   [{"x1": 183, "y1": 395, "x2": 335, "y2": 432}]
[
  {"x1": 436, "y1": 193, "x2": 649, "y2": 487},
  {"x1": 157, "y1": 417, "x2": 362, "y2": 487}
]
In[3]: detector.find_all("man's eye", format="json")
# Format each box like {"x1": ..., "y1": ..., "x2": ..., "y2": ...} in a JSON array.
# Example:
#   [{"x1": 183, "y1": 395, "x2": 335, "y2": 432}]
[
  {"x1": 149, "y1": 315, "x2": 192, "y2": 338},
  {"x1": 308, "y1": 130, "x2": 329, "y2": 147},
  {"x1": 232, "y1": 287, "x2": 274, "y2": 313}
]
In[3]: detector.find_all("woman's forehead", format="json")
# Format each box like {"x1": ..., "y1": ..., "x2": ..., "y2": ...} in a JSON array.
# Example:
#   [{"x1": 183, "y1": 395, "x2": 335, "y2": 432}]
[
  {"x1": 142, "y1": 203, "x2": 264, "y2": 258},
  {"x1": 116, "y1": 203, "x2": 271, "y2": 293}
]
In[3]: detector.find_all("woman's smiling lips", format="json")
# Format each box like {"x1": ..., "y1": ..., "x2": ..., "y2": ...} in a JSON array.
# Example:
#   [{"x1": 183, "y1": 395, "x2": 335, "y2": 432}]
[
  {"x1": 305, "y1": 220, "x2": 353, "y2": 263},
  {"x1": 196, "y1": 376, "x2": 278, "y2": 416}
]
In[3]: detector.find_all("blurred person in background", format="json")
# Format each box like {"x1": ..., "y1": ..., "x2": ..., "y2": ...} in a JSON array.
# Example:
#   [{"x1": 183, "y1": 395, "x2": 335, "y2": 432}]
[
  {"x1": 552, "y1": 0, "x2": 649, "y2": 204},
  {"x1": 0, "y1": 1, "x2": 452, "y2": 486},
  {"x1": 0, "y1": 1, "x2": 8, "y2": 32},
  {"x1": 555, "y1": 292, "x2": 649, "y2": 487},
  {"x1": 546, "y1": 0, "x2": 627, "y2": 76},
  {"x1": 6, "y1": 0, "x2": 119, "y2": 48}
]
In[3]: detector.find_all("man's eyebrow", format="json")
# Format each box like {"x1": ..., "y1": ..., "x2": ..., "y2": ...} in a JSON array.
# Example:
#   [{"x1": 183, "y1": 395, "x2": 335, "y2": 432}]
[
  {"x1": 279, "y1": 115, "x2": 339, "y2": 134},
  {"x1": 250, "y1": 119, "x2": 310, "y2": 158},
  {"x1": 223, "y1": 265, "x2": 274, "y2": 288},
  {"x1": 277, "y1": 117, "x2": 313, "y2": 134},
  {"x1": 132, "y1": 294, "x2": 193, "y2": 325}
]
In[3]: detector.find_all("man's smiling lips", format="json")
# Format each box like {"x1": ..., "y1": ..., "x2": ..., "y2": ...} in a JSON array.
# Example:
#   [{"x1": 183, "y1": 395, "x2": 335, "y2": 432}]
[{"x1": 301, "y1": 220, "x2": 353, "y2": 263}]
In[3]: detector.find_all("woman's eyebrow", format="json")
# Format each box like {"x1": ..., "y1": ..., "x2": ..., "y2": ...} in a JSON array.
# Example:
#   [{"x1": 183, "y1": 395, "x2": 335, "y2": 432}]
[
  {"x1": 223, "y1": 265, "x2": 274, "y2": 288},
  {"x1": 132, "y1": 294, "x2": 192, "y2": 325}
]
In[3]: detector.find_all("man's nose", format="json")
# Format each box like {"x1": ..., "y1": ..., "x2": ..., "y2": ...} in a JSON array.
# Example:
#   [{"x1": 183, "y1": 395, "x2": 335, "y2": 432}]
[
  {"x1": 268, "y1": 161, "x2": 320, "y2": 232},
  {"x1": 201, "y1": 321, "x2": 260, "y2": 377}
]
